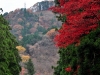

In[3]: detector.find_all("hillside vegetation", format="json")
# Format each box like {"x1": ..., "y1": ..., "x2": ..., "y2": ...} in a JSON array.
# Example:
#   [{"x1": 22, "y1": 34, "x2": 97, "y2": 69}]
[{"x1": 4, "y1": 1, "x2": 61, "y2": 75}]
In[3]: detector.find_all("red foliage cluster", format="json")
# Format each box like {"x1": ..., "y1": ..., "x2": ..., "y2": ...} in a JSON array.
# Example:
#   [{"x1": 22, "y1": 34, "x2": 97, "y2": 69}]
[
  {"x1": 50, "y1": 0, "x2": 100, "y2": 48},
  {"x1": 65, "y1": 66, "x2": 72, "y2": 72},
  {"x1": 65, "y1": 65, "x2": 80, "y2": 74}
]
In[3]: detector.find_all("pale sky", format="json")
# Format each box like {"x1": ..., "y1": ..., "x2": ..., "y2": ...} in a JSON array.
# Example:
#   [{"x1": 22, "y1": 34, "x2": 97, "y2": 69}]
[{"x1": 0, "y1": 0, "x2": 44, "y2": 13}]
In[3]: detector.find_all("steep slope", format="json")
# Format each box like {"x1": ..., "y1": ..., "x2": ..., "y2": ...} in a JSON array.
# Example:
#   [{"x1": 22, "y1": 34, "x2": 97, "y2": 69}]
[
  {"x1": 4, "y1": 9, "x2": 61, "y2": 41},
  {"x1": 27, "y1": 29, "x2": 59, "y2": 75},
  {"x1": 4, "y1": 1, "x2": 61, "y2": 75}
]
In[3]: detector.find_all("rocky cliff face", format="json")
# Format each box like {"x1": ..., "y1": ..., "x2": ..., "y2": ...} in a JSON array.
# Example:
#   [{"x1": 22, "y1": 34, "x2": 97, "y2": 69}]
[{"x1": 30, "y1": 1, "x2": 54, "y2": 12}]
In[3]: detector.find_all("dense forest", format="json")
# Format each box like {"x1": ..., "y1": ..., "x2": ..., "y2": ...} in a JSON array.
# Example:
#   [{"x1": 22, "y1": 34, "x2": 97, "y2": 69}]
[
  {"x1": 3, "y1": 1, "x2": 61, "y2": 75},
  {"x1": 1, "y1": 0, "x2": 100, "y2": 75}
]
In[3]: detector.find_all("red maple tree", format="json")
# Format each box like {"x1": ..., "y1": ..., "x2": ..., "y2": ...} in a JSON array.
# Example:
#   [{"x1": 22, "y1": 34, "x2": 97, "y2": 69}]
[{"x1": 50, "y1": 0, "x2": 100, "y2": 48}]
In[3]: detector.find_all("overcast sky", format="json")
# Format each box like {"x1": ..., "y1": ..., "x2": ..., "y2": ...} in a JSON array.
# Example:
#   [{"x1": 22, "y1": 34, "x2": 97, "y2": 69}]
[{"x1": 0, "y1": 0, "x2": 44, "y2": 13}]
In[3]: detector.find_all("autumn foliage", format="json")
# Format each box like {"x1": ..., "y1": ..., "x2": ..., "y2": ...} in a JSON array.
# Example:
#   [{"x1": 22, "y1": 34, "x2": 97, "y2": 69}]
[
  {"x1": 50, "y1": 0, "x2": 100, "y2": 47},
  {"x1": 16, "y1": 46, "x2": 26, "y2": 53},
  {"x1": 65, "y1": 66, "x2": 72, "y2": 72}
]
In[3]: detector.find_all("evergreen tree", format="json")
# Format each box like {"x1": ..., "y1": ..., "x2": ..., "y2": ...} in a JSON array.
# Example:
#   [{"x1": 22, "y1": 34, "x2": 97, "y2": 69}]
[
  {"x1": 77, "y1": 28, "x2": 100, "y2": 75},
  {"x1": 53, "y1": 45, "x2": 78, "y2": 75},
  {"x1": 53, "y1": 28, "x2": 100, "y2": 75},
  {"x1": 0, "y1": 14, "x2": 21, "y2": 75},
  {"x1": 25, "y1": 59, "x2": 35, "y2": 75}
]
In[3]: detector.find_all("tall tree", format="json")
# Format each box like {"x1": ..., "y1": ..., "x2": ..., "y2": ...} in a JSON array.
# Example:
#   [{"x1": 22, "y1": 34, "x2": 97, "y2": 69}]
[
  {"x1": 50, "y1": 0, "x2": 100, "y2": 75},
  {"x1": 53, "y1": 28, "x2": 100, "y2": 75},
  {"x1": 25, "y1": 59, "x2": 35, "y2": 75},
  {"x1": 0, "y1": 14, "x2": 21, "y2": 75},
  {"x1": 50, "y1": 0, "x2": 100, "y2": 48}
]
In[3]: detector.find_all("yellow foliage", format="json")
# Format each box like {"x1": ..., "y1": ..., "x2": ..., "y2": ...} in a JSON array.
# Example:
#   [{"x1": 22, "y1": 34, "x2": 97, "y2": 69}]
[
  {"x1": 46, "y1": 29, "x2": 57, "y2": 38},
  {"x1": 16, "y1": 46, "x2": 26, "y2": 53},
  {"x1": 21, "y1": 55, "x2": 30, "y2": 62},
  {"x1": 46, "y1": 29, "x2": 56, "y2": 36}
]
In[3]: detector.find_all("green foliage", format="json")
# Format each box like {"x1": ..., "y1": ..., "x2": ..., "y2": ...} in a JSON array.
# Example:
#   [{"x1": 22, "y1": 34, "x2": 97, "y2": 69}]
[
  {"x1": 37, "y1": 26, "x2": 46, "y2": 33},
  {"x1": 21, "y1": 25, "x2": 32, "y2": 36},
  {"x1": 20, "y1": 24, "x2": 57, "y2": 47},
  {"x1": 53, "y1": 27, "x2": 100, "y2": 75},
  {"x1": 20, "y1": 23, "x2": 33, "y2": 36},
  {"x1": 24, "y1": 9, "x2": 32, "y2": 18},
  {"x1": 77, "y1": 27, "x2": 100, "y2": 75},
  {"x1": 56, "y1": 15, "x2": 66, "y2": 22},
  {"x1": 3, "y1": 12, "x2": 8, "y2": 16},
  {"x1": 21, "y1": 33, "x2": 42, "y2": 47},
  {"x1": 23, "y1": 9, "x2": 39, "y2": 22},
  {"x1": 53, "y1": 45, "x2": 78, "y2": 75},
  {"x1": 25, "y1": 59, "x2": 35, "y2": 75},
  {"x1": 0, "y1": 15, "x2": 21, "y2": 75},
  {"x1": 18, "y1": 21, "x2": 25, "y2": 26}
]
